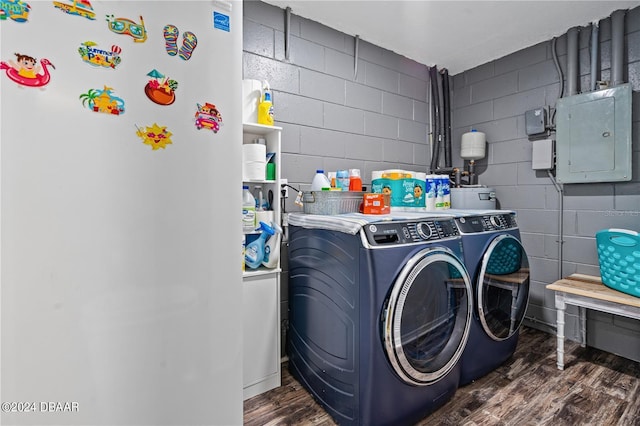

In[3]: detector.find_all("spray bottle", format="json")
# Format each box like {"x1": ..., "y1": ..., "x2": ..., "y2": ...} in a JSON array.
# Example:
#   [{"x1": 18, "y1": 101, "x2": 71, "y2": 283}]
[
  {"x1": 262, "y1": 222, "x2": 283, "y2": 269},
  {"x1": 257, "y1": 81, "x2": 274, "y2": 126},
  {"x1": 244, "y1": 221, "x2": 275, "y2": 269}
]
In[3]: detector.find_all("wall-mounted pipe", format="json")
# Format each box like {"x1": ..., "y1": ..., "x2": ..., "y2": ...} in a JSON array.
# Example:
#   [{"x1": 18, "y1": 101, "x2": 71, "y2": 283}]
[
  {"x1": 611, "y1": 9, "x2": 626, "y2": 86},
  {"x1": 590, "y1": 22, "x2": 599, "y2": 91},
  {"x1": 285, "y1": 7, "x2": 291, "y2": 61},
  {"x1": 429, "y1": 66, "x2": 441, "y2": 173},
  {"x1": 440, "y1": 68, "x2": 452, "y2": 168},
  {"x1": 567, "y1": 27, "x2": 579, "y2": 96},
  {"x1": 354, "y1": 35, "x2": 360, "y2": 79}
]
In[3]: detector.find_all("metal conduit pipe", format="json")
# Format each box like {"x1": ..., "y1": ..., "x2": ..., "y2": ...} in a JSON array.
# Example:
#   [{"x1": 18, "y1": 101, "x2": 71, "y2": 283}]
[
  {"x1": 429, "y1": 66, "x2": 441, "y2": 172},
  {"x1": 285, "y1": 7, "x2": 291, "y2": 61},
  {"x1": 548, "y1": 170, "x2": 564, "y2": 281},
  {"x1": 567, "y1": 27, "x2": 579, "y2": 96},
  {"x1": 590, "y1": 22, "x2": 599, "y2": 91},
  {"x1": 441, "y1": 68, "x2": 452, "y2": 168},
  {"x1": 611, "y1": 9, "x2": 626, "y2": 86}
]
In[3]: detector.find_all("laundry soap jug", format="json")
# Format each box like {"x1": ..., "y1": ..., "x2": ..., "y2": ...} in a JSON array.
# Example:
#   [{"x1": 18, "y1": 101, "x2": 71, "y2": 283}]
[
  {"x1": 262, "y1": 222, "x2": 283, "y2": 269},
  {"x1": 257, "y1": 81, "x2": 274, "y2": 126},
  {"x1": 310, "y1": 169, "x2": 331, "y2": 191},
  {"x1": 244, "y1": 221, "x2": 275, "y2": 269}
]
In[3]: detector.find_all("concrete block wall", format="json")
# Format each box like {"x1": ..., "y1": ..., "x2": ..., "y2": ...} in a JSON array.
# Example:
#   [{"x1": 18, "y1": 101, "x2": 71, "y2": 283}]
[
  {"x1": 243, "y1": 1, "x2": 432, "y2": 356},
  {"x1": 244, "y1": 1, "x2": 639, "y2": 362},
  {"x1": 452, "y1": 8, "x2": 640, "y2": 361}
]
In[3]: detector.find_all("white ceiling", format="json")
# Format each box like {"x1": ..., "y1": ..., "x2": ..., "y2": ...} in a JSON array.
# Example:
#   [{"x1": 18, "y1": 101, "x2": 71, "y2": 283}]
[{"x1": 262, "y1": 0, "x2": 640, "y2": 75}]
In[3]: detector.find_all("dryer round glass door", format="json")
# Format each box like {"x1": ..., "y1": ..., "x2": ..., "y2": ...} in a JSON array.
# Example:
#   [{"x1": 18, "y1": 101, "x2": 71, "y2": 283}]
[
  {"x1": 477, "y1": 234, "x2": 530, "y2": 341},
  {"x1": 382, "y1": 248, "x2": 472, "y2": 386}
]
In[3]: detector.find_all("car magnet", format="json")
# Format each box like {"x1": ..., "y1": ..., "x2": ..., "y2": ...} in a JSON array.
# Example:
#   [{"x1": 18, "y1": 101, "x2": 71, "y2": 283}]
[{"x1": 195, "y1": 102, "x2": 222, "y2": 133}]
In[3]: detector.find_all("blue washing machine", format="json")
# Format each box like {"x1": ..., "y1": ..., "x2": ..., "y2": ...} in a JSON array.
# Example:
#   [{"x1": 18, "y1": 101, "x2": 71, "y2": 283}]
[
  {"x1": 454, "y1": 212, "x2": 530, "y2": 385},
  {"x1": 287, "y1": 214, "x2": 473, "y2": 426}
]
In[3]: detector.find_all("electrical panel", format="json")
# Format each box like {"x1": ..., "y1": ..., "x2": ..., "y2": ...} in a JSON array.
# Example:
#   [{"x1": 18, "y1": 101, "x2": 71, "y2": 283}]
[{"x1": 555, "y1": 83, "x2": 632, "y2": 184}]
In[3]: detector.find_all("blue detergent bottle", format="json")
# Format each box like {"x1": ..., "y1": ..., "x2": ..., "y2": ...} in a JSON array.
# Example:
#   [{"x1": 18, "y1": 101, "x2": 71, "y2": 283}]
[{"x1": 244, "y1": 221, "x2": 275, "y2": 269}]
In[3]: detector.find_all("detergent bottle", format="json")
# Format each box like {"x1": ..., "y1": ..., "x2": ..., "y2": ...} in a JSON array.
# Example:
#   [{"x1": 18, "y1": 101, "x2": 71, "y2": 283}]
[
  {"x1": 262, "y1": 222, "x2": 283, "y2": 269},
  {"x1": 244, "y1": 221, "x2": 275, "y2": 269},
  {"x1": 257, "y1": 81, "x2": 274, "y2": 126}
]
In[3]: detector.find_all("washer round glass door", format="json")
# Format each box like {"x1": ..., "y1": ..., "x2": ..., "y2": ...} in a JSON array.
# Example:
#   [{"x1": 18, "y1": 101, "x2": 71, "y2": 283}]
[
  {"x1": 478, "y1": 234, "x2": 530, "y2": 341},
  {"x1": 383, "y1": 247, "x2": 472, "y2": 385}
]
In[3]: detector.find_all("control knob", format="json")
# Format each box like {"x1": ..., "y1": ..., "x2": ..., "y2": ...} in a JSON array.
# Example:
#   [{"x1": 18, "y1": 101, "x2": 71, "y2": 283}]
[
  {"x1": 490, "y1": 215, "x2": 501, "y2": 228},
  {"x1": 416, "y1": 222, "x2": 432, "y2": 240}
]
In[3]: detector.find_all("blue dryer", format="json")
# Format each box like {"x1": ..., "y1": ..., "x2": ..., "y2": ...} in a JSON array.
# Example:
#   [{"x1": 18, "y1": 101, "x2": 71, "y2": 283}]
[
  {"x1": 287, "y1": 215, "x2": 473, "y2": 426},
  {"x1": 454, "y1": 212, "x2": 530, "y2": 385}
]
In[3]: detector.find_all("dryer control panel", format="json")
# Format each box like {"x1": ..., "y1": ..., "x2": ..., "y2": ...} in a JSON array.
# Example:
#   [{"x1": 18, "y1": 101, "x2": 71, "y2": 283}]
[
  {"x1": 363, "y1": 219, "x2": 459, "y2": 246},
  {"x1": 455, "y1": 213, "x2": 517, "y2": 234}
]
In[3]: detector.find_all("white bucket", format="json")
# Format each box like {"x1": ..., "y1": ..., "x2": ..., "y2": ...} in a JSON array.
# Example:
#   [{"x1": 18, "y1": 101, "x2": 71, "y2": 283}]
[{"x1": 242, "y1": 79, "x2": 262, "y2": 124}]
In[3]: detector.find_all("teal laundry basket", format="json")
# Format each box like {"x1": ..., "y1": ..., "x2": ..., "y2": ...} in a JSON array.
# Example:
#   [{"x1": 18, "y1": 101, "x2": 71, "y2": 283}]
[{"x1": 595, "y1": 228, "x2": 640, "y2": 298}]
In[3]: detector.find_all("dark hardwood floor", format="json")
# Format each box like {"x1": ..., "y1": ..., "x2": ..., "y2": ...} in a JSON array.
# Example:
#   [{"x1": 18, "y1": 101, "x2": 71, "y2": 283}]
[{"x1": 244, "y1": 327, "x2": 640, "y2": 425}]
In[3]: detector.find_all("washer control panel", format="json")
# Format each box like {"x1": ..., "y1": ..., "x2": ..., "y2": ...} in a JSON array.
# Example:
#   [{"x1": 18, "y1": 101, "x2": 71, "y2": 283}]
[
  {"x1": 363, "y1": 219, "x2": 459, "y2": 246},
  {"x1": 455, "y1": 213, "x2": 517, "y2": 233}
]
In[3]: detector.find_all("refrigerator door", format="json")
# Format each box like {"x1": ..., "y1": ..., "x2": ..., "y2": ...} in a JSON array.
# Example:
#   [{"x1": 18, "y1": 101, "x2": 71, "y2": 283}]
[{"x1": 1, "y1": 1, "x2": 243, "y2": 425}]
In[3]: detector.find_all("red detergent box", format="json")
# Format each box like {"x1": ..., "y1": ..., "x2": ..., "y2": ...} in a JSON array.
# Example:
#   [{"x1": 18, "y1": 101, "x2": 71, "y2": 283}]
[{"x1": 362, "y1": 193, "x2": 390, "y2": 215}]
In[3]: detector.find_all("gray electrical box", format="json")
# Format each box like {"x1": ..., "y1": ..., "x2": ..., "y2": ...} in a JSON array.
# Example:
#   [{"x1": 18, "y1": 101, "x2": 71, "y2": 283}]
[
  {"x1": 525, "y1": 107, "x2": 547, "y2": 135},
  {"x1": 555, "y1": 83, "x2": 632, "y2": 184}
]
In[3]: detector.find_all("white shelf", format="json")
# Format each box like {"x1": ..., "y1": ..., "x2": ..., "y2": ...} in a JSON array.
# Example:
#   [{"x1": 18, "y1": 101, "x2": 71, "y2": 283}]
[{"x1": 242, "y1": 123, "x2": 282, "y2": 400}]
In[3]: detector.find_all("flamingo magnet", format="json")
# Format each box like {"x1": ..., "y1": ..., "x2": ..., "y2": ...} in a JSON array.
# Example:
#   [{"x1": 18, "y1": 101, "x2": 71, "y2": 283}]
[{"x1": 0, "y1": 53, "x2": 55, "y2": 87}]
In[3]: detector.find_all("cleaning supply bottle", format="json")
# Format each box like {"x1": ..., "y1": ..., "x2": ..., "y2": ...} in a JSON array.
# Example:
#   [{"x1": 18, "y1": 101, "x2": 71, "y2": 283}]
[
  {"x1": 349, "y1": 169, "x2": 362, "y2": 191},
  {"x1": 336, "y1": 169, "x2": 349, "y2": 191},
  {"x1": 262, "y1": 222, "x2": 283, "y2": 269},
  {"x1": 257, "y1": 81, "x2": 274, "y2": 126},
  {"x1": 242, "y1": 185, "x2": 256, "y2": 232},
  {"x1": 310, "y1": 169, "x2": 331, "y2": 191},
  {"x1": 244, "y1": 221, "x2": 275, "y2": 269}
]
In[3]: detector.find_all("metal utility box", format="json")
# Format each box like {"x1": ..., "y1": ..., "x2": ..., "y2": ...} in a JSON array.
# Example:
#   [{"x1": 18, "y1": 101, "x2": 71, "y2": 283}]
[{"x1": 555, "y1": 83, "x2": 632, "y2": 184}]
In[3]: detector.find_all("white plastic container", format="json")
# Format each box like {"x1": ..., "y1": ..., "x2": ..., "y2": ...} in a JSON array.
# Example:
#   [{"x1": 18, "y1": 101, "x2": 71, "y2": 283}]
[
  {"x1": 242, "y1": 185, "x2": 256, "y2": 232},
  {"x1": 461, "y1": 129, "x2": 486, "y2": 160},
  {"x1": 310, "y1": 170, "x2": 332, "y2": 191}
]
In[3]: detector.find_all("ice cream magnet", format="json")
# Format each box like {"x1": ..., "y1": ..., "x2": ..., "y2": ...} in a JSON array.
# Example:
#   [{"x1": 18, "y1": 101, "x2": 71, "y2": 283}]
[
  {"x1": 1, "y1": 53, "x2": 55, "y2": 87},
  {"x1": 136, "y1": 123, "x2": 173, "y2": 151},
  {"x1": 1, "y1": 0, "x2": 31, "y2": 22},
  {"x1": 195, "y1": 102, "x2": 222, "y2": 133},
  {"x1": 144, "y1": 69, "x2": 177, "y2": 106},
  {"x1": 106, "y1": 14, "x2": 147, "y2": 43},
  {"x1": 79, "y1": 86, "x2": 125, "y2": 115},
  {"x1": 53, "y1": 0, "x2": 95, "y2": 20},
  {"x1": 78, "y1": 42, "x2": 122, "y2": 69}
]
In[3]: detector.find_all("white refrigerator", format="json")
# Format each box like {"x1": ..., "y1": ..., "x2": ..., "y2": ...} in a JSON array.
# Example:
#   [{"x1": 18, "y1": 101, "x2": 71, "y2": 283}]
[{"x1": 1, "y1": 1, "x2": 243, "y2": 425}]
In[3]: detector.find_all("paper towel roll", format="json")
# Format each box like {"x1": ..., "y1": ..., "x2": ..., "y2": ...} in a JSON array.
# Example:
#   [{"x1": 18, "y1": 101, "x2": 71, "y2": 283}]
[
  {"x1": 242, "y1": 143, "x2": 266, "y2": 162},
  {"x1": 243, "y1": 144, "x2": 266, "y2": 181},
  {"x1": 242, "y1": 79, "x2": 262, "y2": 124},
  {"x1": 243, "y1": 161, "x2": 265, "y2": 181}
]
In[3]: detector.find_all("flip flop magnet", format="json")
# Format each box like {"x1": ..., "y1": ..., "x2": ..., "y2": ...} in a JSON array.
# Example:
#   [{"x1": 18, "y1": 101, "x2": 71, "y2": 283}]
[
  {"x1": 178, "y1": 31, "x2": 197, "y2": 60},
  {"x1": 163, "y1": 24, "x2": 178, "y2": 56}
]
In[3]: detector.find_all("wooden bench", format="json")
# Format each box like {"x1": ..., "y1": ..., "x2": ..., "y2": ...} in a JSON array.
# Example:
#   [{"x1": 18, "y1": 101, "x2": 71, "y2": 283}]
[{"x1": 546, "y1": 273, "x2": 640, "y2": 370}]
